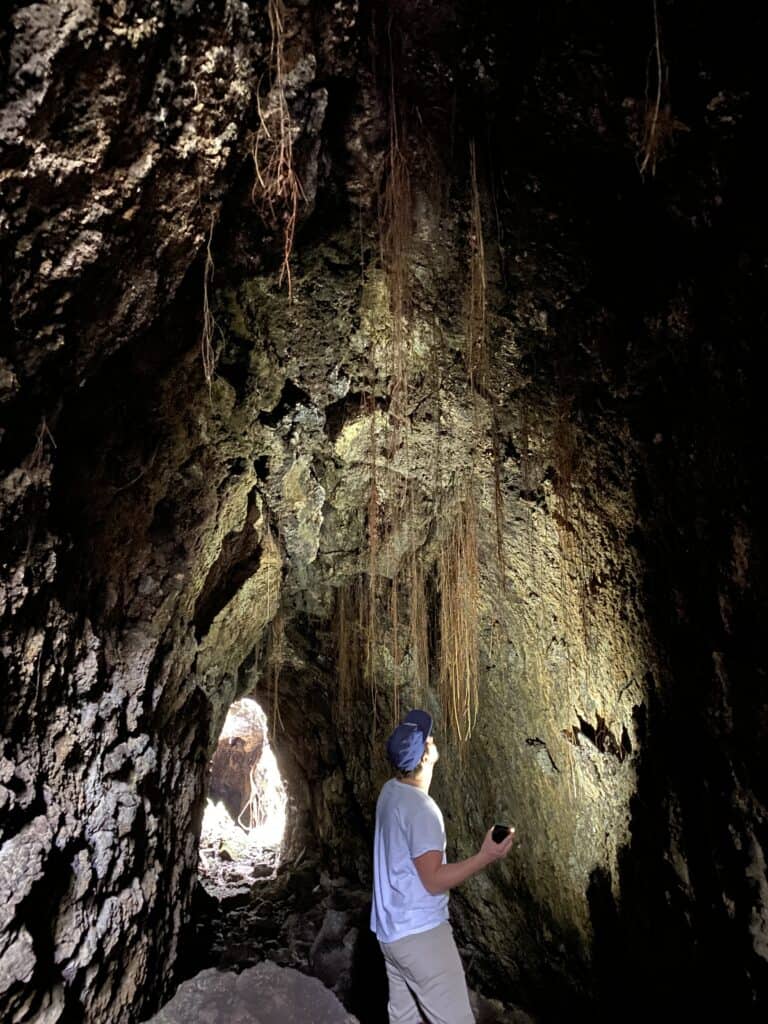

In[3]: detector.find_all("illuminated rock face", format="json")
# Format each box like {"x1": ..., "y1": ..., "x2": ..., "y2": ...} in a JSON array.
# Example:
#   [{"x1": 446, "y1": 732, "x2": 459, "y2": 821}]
[{"x1": 1, "y1": 2, "x2": 767, "y2": 1023}]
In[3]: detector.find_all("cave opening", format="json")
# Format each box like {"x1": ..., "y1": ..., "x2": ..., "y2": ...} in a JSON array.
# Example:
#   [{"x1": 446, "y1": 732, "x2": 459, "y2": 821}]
[{"x1": 199, "y1": 698, "x2": 287, "y2": 899}]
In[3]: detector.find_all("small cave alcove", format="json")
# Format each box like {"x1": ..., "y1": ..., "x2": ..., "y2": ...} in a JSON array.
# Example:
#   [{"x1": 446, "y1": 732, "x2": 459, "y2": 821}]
[{"x1": 199, "y1": 698, "x2": 287, "y2": 899}]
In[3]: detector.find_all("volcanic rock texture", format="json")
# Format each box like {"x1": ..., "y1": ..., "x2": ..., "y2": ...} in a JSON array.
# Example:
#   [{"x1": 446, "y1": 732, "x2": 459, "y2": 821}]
[{"x1": 1, "y1": 1, "x2": 766, "y2": 1022}]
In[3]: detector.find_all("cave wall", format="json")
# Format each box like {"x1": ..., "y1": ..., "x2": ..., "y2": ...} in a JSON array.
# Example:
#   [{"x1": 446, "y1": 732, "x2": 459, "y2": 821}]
[
  {"x1": 0, "y1": 2, "x2": 265, "y2": 1020},
  {"x1": 1, "y1": 1, "x2": 767, "y2": 1022}
]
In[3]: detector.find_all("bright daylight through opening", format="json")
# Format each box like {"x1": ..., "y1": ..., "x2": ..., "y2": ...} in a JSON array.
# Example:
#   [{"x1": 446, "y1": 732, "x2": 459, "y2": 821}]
[{"x1": 199, "y1": 698, "x2": 287, "y2": 898}]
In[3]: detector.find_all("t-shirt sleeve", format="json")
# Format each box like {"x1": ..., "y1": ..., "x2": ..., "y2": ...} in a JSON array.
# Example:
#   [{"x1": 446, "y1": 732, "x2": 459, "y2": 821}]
[{"x1": 405, "y1": 801, "x2": 445, "y2": 859}]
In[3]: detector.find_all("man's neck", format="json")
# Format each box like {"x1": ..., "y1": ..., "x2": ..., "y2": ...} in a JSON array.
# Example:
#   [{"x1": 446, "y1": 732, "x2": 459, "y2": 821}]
[{"x1": 400, "y1": 768, "x2": 433, "y2": 794}]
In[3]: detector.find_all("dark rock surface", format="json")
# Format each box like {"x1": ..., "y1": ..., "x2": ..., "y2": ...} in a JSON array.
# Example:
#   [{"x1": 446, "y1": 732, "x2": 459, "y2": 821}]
[{"x1": 1, "y1": 1, "x2": 767, "y2": 1023}]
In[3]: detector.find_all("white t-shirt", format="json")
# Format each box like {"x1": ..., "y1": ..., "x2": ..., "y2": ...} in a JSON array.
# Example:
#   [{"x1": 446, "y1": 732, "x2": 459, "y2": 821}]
[{"x1": 370, "y1": 778, "x2": 450, "y2": 943}]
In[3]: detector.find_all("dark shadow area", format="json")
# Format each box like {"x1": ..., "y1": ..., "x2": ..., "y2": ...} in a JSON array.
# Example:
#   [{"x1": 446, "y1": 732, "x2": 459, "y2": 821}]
[
  {"x1": 347, "y1": 918, "x2": 389, "y2": 1024},
  {"x1": 588, "y1": 693, "x2": 768, "y2": 1021}
]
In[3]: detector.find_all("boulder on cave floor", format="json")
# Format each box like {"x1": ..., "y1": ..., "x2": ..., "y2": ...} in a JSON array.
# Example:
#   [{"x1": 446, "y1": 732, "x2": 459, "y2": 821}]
[
  {"x1": 469, "y1": 988, "x2": 537, "y2": 1024},
  {"x1": 144, "y1": 961, "x2": 358, "y2": 1023}
]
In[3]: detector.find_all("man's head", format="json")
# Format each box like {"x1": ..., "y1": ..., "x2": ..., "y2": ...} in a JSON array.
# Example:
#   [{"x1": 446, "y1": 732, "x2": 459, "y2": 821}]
[{"x1": 386, "y1": 709, "x2": 436, "y2": 777}]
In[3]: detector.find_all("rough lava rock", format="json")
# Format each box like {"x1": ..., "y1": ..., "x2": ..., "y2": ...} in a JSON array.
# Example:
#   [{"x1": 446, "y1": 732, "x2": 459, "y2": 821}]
[{"x1": 144, "y1": 961, "x2": 359, "y2": 1024}]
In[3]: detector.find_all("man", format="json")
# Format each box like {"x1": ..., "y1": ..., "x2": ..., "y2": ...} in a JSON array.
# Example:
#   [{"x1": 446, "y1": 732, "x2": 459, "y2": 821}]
[{"x1": 371, "y1": 709, "x2": 515, "y2": 1024}]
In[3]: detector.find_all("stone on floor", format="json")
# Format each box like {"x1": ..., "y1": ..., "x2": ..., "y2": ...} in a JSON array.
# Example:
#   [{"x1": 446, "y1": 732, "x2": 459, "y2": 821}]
[
  {"x1": 145, "y1": 961, "x2": 359, "y2": 1023},
  {"x1": 470, "y1": 987, "x2": 537, "y2": 1023}
]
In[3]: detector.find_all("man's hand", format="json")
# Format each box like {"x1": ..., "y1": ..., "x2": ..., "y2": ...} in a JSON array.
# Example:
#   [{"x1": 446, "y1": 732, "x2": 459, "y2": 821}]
[
  {"x1": 413, "y1": 827, "x2": 516, "y2": 895},
  {"x1": 478, "y1": 826, "x2": 515, "y2": 865}
]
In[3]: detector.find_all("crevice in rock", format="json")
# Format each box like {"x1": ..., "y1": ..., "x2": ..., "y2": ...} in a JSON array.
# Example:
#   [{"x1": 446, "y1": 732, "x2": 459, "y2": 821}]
[
  {"x1": 258, "y1": 379, "x2": 313, "y2": 429},
  {"x1": 192, "y1": 490, "x2": 263, "y2": 642},
  {"x1": 525, "y1": 738, "x2": 560, "y2": 774},
  {"x1": 324, "y1": 392, "x2": 389, "y2": 443},
  {"x1": 565, "y1": 715, "x2": 629, "y2": 763}
]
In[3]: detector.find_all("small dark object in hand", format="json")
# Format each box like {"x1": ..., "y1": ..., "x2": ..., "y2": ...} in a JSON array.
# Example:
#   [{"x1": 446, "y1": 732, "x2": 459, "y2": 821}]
[{"x1": 492, "y1": 824, "x2": 511, "y2": 843}]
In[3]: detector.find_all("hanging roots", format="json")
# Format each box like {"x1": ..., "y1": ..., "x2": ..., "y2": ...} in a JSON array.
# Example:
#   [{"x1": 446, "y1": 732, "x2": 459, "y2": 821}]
[
  {"x1": 376, "y1": 21, "x2": 413, "y2": 727},
  {"x1": 379, "y1": 95, "x2": 412, "y2": 452},
  {"x1": 200, "y1": 214, "x2": 218, "y2": 397},
  {"x1": 389, "y1": 575, "x2": 401, "y2": 723},
  {"x1": 467, "y1": 140, "x2": 505, "y2": 582},
  {"x1": 266, "y1": 608, "x2": 286, "y2": 733},
  {"x1": 262, "y1": 534, "x2": 285, "y2": 732},
  {"x1": 252, "y1": 0, "x2": 304, "y2": 295},
  {"x1": 637, "y1": 0, "x2": 688, "y2": 178},
  {"x1": 335, "y1": 581, "x2": 363, "y2": 711},
  {"x1": 236, "y1": 754, "x2": 284, "y2": 833},
  {"x1": 29, "y1": 417, "x2": 57, "y2": 472},
  {"x1": 381, "y1": 118, "x2": 412, "y2": 708},
  {"x1": 466, "y1": 140, "x2": 488, "y2": 396},
  {"x1": 365, "y1": 457, "x2": 381, "y2": 722},
  {"x1": 438, "y1": 490, "x2": 480, "y2": 745},
  {"x1": 408, "y1": 553, "x2": 430, "y2": 704}
]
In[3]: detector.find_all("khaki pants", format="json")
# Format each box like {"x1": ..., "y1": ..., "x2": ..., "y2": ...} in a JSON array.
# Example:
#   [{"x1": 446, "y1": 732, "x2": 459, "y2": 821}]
[{"x1": 379, "y1": 922, "x2": 475, "y2": 1024}]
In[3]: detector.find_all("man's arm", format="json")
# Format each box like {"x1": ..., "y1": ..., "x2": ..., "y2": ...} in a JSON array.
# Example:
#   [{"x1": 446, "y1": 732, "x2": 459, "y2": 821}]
[{"x1": 413, "y1": 827, "x2": 515, "y2": 896}]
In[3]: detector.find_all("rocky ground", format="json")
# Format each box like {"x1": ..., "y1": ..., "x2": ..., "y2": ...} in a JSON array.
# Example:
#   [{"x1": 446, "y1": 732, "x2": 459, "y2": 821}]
[
  {"x1": 185, "y1": 847, "x2": 535, "y2": 1024},
  {"x1": 198, "y1": 799, "x2": 280, "y2": 902}
]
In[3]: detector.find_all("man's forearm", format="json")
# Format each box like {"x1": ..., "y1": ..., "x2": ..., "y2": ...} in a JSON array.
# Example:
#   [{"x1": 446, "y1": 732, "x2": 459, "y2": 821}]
[
  {"x1": 415, "y1": 828, "x2": 515, "y2": 894},
  {"x1": 427, "y1": 853, "x2": 489, "y2": 894}
]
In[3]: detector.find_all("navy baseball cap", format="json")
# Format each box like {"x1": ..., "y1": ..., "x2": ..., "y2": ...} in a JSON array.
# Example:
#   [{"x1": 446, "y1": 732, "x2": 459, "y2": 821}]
[{"x1": 386, "y1": 709, "x2": 433, "y2": 771}]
